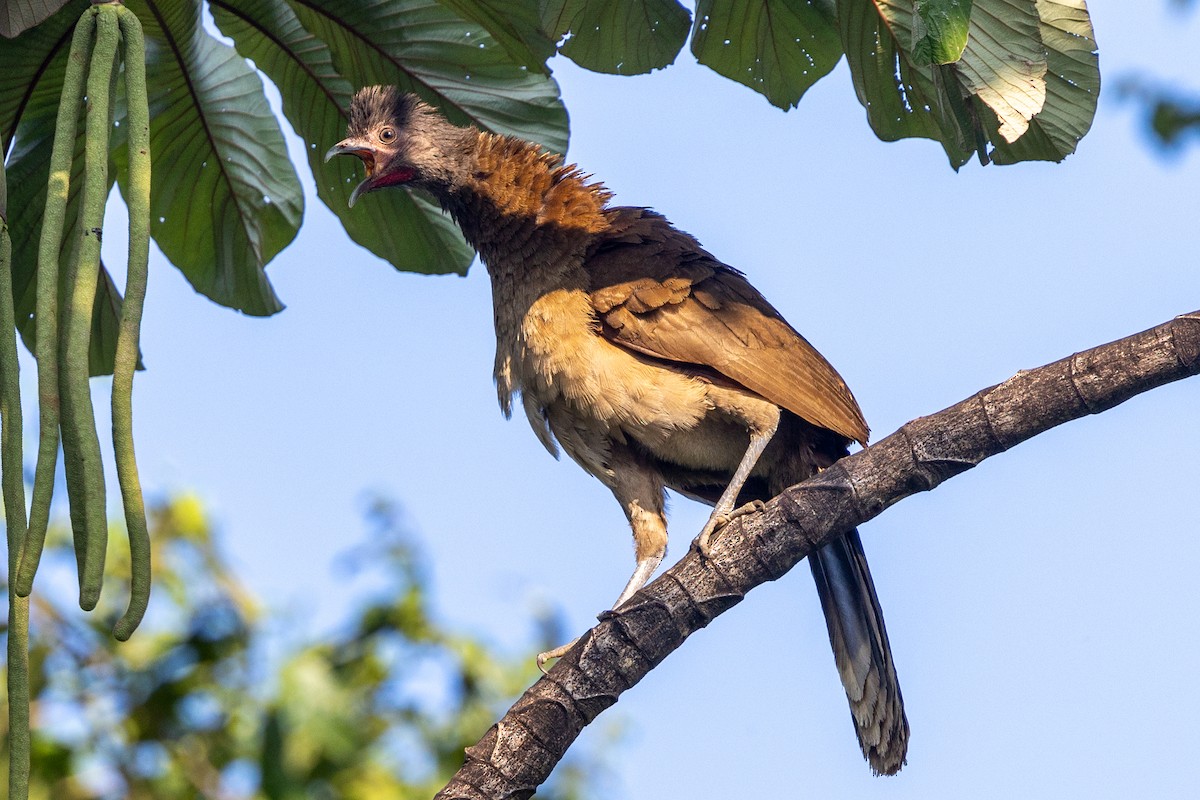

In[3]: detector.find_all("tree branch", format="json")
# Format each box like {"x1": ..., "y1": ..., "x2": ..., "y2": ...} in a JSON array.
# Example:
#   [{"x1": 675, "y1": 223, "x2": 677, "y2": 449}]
[{"x1": 434, "y1": 310, "x2": 1200, "y2": 800}]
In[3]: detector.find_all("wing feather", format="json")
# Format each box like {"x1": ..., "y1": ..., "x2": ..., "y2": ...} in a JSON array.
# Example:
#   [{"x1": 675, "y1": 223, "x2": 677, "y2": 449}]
[{"x1": 588, "y1": 208, "x2": 869, "y2": 444}]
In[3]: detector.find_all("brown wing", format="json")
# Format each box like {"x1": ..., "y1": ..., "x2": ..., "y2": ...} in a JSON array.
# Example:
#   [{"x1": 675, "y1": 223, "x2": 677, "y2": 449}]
[{"x1": 587, "y1": 208, "x2": 869, "y2": 444}]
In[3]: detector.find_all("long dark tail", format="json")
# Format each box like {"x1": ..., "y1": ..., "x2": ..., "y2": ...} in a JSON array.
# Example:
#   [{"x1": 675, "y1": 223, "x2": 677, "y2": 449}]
[{"x1": 809, "y1": 529, "x2": 908, "y2": 775}]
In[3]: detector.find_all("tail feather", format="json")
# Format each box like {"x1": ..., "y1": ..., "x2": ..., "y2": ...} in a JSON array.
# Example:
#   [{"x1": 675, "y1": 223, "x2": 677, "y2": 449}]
[{"x1": 809, "y1": 529, "x2": 908, "y2": 775}]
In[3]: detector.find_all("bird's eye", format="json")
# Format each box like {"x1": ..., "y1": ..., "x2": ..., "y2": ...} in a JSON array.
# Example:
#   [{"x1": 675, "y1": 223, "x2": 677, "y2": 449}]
[{"x1": 379, "y1": 128, "x2": 396, "y2": 143}]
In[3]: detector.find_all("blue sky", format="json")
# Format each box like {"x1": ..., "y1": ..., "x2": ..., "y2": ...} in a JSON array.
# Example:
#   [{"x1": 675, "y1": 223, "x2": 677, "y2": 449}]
[{"x1": 26, "y1": 1, "x2": 1200, "y2": 797}]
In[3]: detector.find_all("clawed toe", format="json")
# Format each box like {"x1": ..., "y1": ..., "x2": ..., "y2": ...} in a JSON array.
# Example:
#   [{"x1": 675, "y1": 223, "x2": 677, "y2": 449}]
[
  {"x1": 733, "y1": 500, "x2": 766, "y2": 519},
  {"x1": 692, "y1": 500, "x2": 766, "y2": 557},
  {"x1": 692, "y1": 515, "x2": 726, "y2": 559},
  {"x1": 536, "y1": 637, "x2": 579, "y2": 672}
]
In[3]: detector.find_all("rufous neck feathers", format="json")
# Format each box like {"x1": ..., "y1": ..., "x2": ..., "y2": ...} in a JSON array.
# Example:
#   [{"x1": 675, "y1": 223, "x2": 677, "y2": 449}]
[{"x1": 433, "y1": 132, "x2": 614, "y2": 273}]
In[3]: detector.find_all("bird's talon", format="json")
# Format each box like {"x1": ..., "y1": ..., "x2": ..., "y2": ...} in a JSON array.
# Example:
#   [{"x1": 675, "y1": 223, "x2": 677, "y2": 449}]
[
  {"x1": 536, "y1": 636, "x2": 580, "y2": 673},
  {"x1": 730, "y1": 499, "x2": 766, "y2": 520},
  {"x1": 693, "y1": 501, "x2": 766, "y2": 558},
  {"x1": 692, "y1": 516, "x2": 726, "y2": 559}
]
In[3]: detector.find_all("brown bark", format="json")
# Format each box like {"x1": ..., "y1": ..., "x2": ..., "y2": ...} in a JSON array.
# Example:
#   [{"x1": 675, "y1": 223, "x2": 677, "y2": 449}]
[{"x1": 434, "y1": 310, "x2": 1200, "y2": 800}]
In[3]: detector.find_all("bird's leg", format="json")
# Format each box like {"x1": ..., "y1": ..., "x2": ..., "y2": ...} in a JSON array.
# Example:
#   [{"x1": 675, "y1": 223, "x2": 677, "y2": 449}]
[
  {"x1": 694, "y1": 409, "x2": 780, "y2": 557},
  {"x1": 537, "y1": 466, "x2": 667, "y2": 670},
  {"x1": 536, "y1": 552, "x2": 661, "y2": 670},
  {"x1": 610, "y1": 545, "x2": 664, "y2": 610}
]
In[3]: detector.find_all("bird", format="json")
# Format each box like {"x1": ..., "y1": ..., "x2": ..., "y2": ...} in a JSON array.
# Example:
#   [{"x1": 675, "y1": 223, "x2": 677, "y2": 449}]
[{"x1": 326, "y1": 85, "x2": 909, "y2": 775}]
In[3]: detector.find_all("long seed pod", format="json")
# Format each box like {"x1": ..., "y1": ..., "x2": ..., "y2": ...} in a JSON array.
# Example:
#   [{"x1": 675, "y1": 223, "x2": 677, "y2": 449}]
[
  {"x1": 1, "y1": 164, "x2": 32, "y2": 800},
  {"x1": 60, "y1": 4, "x2": 119, "y2": 611},
  {"x1": 112, "y1": 5, "x2": 151, "y2": 641},
  {"x1": 58, "y1": 5, "x2": 121, "y2": 603},
  {"x1": 57, "y1": 239, "x2": 93, "y2": 587},
  {"x1": 16, "y1": 9, "x2": 98, "y2": 597}
]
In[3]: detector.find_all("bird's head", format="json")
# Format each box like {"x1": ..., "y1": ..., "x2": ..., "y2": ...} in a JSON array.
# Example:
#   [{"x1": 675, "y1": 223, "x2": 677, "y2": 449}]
[{"x1": 325, "y1": 86, "x2": 470, "y2": 207}]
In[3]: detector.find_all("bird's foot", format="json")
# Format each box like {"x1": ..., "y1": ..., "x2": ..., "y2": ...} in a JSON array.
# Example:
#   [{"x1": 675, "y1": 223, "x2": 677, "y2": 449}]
[
  {"x1": 536, "y1": 636, "x2": 580, "y2": 673},
  {"x1": 692, "y1": 500, "x2": 766, "y2": 558},
  {"x1": 538, "y1": 605, "x2": 625, "y2": 673}
]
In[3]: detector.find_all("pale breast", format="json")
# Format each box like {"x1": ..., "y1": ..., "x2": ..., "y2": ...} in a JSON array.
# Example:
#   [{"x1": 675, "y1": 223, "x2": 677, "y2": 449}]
[{"x1": 506, "y1": 288, "x2": 719, "y2": 467}]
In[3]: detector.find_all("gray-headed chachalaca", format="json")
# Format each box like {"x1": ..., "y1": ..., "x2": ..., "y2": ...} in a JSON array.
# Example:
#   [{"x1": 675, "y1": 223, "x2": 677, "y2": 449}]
[{"x1": 327, "y1": 86, "x2": 908, "y2": 775}]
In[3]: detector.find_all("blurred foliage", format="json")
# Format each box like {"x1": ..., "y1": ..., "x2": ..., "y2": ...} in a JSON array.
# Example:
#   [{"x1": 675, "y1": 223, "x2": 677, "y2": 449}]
[
  {"x1": 0, "y1": 494, "x2": 617, "y2": 799},
  {"x1": 1119, "y1": 2, "x2": 1200, "y2": 154},
  {"x1": 1119, "y1": 78, "x2": 1200, "y2": 153}
]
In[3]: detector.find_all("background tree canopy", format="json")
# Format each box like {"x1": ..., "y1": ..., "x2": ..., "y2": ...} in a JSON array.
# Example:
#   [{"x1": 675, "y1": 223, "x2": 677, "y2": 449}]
[{"x1": 1, "y1": 493, "x2": 615, "y2": 798}]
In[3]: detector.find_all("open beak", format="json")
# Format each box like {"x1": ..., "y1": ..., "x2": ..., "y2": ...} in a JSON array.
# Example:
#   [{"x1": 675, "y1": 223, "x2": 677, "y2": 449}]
[{"x1": 324, "y1": 140, "x2": 377, "y2": 208}]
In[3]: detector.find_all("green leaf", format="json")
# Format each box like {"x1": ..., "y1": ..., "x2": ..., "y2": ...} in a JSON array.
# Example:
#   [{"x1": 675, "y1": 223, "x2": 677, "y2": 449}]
[
  {"x1": 839, "y1": 0, "x2": 974, "y2": 166},
  {"x1": 912, "y1": 0, "x2": 973, "y2": 65},
  {"x1": 0, "y1": 0, "x2": 77, "y2": 136},
  {"x1": 437, "y1": 0, "x2": 554, "y2": 70},
  {"x1": 288, "y1": 0, "x2": 568, "y2": 154},
  {"x1": 211, "y1": 0, "x2": 473, "y2": 276},
  {"x1": 868, "y1": 0, "x2": 1046, "y2": 149},
  {"x1": 4, "y1": 1, "x2": 297, "y2": 328},
  {"x1": 543, "y1": 0, "x2": 691, "y2": 75},
  {"x1": 991, "y1": 0, "x2": 1099, "y2": 163},
  {"x1": 113, "y1": 0, "x2": 302, "y2": 317},
  {"x1": 1, "y1": 0, "x2": 131, "y2": 375},
  {"x1": 841, "y1": 0, "x2": 1093, "y2": 165},
  {"x1": 952, "y1": 0, "x2": 1046, "y2": 143},
  {"x1": 0, "y1": 0, "x2": 71, "y2": 38},
  {"x1": 691, "y1": 0, "x2": 842, "y2": 110}
]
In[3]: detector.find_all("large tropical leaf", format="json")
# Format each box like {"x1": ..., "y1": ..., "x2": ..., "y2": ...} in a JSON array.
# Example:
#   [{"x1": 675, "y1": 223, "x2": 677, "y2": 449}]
[
  {"x1": 1, "y1": 0, "x2": 130, "y2": 374},
  {"x1": 211, "y1": 0, "x2": 473, "y2": 276},
  {"x1": 839, "y1": 0, "x2": 1096, "y2": 165},
  {"x1": 0, "y1": 0, "x2": 76, "y2": 151},
  {"x1": 990, "y1": 0, "x2": 1099, "y2": 164},
  {"x1": 839, "y1": 0, "x2": 974, "y2": 167},
  {"x1": 437, "y1": 0, "x2": 554, "y2": 71},
  {"x1": 287, "y1": 0, "x2": 568, "y2": 154},
  {"x1": 111, "y1": 0, "x2": 302, "y2": 316},
  {"x1": 0, "y1": 0, "x2": 71, "y2": 38},
  {"x1": 951, "y1": 0, "x2": 1046, "y2": 143},
  {"x1": 691, "y1": 0, "x2": 842, "y2": 110},
  {"x1": 542, "y1": 0, "x2": 691, "y2": 75}
]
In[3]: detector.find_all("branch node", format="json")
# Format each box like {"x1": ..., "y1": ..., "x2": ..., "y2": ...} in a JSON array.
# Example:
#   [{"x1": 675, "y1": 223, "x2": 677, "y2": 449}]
[
  {"x1": 700, "y1": 547, "x2": 740, "y2": 599},
  {"x1": 664, "y1": 571, "x2": 707, "y2": 625},
  {"x1": 748, "y1": 522, "x2": 790, "y2": 582},
  {"x1": 1172, "y1": 312, "x2": 1200, "y2": 369},
  {"x1": 1068, "y1": 352, "x2": 1103, "y2": 414},
  {"x1": 607, "y1": 614, "x2": 660, "y2": 672},
  {"x1": 541, "y1": 672, "x2": 596, "y2": 724},
  {"x1": 976, "y1": 390, "x2": 1008, "y2": 452},
  {"x1": 899, "y1": 423, "x2": 938, "y2": 492}
]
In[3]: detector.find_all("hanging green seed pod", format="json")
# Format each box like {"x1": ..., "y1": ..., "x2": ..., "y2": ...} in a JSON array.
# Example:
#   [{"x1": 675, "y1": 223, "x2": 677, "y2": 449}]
[
  {"x1": 60, "y1": 3, "x2": 119, "y2": 611},
  {"x1": 1, "y1": 162, "x2": 32, "y2": 800},
  {"x1": 16, "y1": 8, "x2": 98, "y2": 598},
  {"x1": 112, "y1": 4, "x2": 152, "y2": 641}
]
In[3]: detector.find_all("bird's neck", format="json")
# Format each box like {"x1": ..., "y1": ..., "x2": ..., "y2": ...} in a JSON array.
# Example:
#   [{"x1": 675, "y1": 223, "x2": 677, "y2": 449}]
[{"x1": 435, "y1": 132, "x2": 612, "y2": 288}]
